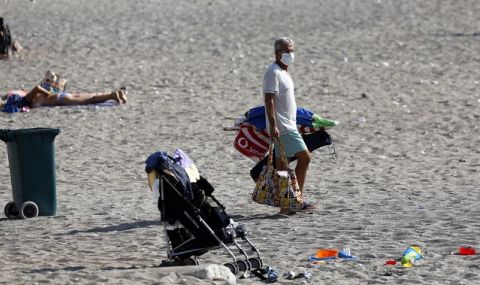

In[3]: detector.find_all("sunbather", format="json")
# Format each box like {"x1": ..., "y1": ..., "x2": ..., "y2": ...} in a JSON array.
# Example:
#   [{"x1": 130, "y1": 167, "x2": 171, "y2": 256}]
[{"x1": 22, "y1": 85, "x2": 127, "y2": 108}]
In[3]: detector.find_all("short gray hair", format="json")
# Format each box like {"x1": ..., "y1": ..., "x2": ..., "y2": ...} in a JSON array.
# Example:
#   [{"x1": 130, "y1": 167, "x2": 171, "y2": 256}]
[{"x1": 274, "y1": 37, "x2": 294, "y2": 52}]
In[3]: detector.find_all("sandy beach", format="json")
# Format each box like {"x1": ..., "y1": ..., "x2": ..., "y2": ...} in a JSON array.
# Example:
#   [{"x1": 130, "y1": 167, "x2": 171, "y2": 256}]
[{"x1": 1, "y1": 0, "x2": 479, "y2": 284}]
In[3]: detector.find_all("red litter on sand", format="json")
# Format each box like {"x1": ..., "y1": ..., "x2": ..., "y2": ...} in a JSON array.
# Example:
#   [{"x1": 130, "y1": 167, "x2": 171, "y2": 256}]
[
  {"x1": 385, "y1": 260, "x2": 397, "y2": 265},
  {"x1": 458, "y1": 246, "x2": 476, "y2": 255}
]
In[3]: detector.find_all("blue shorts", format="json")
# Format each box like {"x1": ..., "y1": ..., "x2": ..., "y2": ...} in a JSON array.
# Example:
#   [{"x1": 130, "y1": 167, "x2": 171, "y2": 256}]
[
  {"x1": 274, "y1": 130, "x2": 307, "y2": 158},
  {"x1": 57, "y1": 92, "x2": 70, "y2": 102}
]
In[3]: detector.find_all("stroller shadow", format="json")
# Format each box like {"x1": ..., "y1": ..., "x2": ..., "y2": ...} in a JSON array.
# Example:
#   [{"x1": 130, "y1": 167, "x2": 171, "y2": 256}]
[
  {"x1": 230, "y1": 213, "x2": 293, "y2": 221},
  {"x1": 59, "y1": 220, "x2": 161, "y2": 235},
  {"x1": 432, "y1": 31, "x2": 480, "y2": 37},
  {"x1": 26, "y1": 266, "x2": 87, "y2": 274}
]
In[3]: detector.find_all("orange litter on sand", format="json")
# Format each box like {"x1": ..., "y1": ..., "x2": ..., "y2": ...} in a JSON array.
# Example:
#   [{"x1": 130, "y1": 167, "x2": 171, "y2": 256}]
[
  {"x1": 308, "y1": 248, "x2": 357, "y2": 267},
  {"x1": 314, "y1": 249, "x2": 339, "y2": 259}
]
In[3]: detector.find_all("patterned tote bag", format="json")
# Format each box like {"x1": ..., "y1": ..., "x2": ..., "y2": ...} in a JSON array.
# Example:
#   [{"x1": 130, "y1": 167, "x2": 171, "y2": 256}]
[{"x1": 251, "y1": 140, "x2": 305, "y2": 209}]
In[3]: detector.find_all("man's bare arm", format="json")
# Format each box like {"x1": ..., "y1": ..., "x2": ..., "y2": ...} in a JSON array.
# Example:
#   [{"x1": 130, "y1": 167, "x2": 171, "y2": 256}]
[{"x1": 264, "y1": 93, "x2": 279, "y2": 138}]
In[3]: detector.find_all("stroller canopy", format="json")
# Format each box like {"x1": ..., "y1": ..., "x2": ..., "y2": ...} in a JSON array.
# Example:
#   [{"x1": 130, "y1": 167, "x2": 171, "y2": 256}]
[{"x1": 145, "y1": 151, "x2": 194, "y2": 200}]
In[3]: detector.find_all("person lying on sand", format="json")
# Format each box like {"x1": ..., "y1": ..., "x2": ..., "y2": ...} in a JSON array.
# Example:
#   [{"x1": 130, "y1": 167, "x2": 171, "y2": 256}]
[
  {"x1": 1, "y1": 85, "x2": 127, "y2": 110},
  {"x1": 23, "y1": 85, "x2": 128, "y2": 107}
]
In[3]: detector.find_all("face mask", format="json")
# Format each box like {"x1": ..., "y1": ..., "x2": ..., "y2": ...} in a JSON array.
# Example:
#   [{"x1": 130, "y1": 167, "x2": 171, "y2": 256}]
[{"x1": 280, "y1": 52, "x2": 294, "y2": 65}]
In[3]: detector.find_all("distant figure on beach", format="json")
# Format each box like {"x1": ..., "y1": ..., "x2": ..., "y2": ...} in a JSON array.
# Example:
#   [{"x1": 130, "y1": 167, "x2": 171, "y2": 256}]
[
  {"x1": 1, "y1": 86, "x2": 127, "y2": 112},
  {"x1": 263, "y1": 37, "x2": 313, "y2": 214},
  {"x1": 0, "y1": 17, "x2": 22, "y2": 59}
]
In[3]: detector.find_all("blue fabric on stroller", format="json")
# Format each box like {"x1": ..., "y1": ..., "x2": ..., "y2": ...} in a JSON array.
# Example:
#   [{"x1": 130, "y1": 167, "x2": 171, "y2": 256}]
[{"x1": 145, "y1": 151, "x2": 194, "y2": 200}]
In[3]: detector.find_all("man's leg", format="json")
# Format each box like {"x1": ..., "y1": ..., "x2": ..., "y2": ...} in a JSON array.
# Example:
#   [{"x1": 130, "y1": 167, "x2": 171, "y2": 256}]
[
  {"x1": 278, "y1": 149, "x2": 311, "y2": 215},
  {"x1": 294, "y1": 149, "x2": 311, "y2": 193},
  {"x1": 276, "y1": 131, "x2": 311, "y2": 192},
  {"x1": 275, "y1": 131, "x2": 310, "y2": 214}
]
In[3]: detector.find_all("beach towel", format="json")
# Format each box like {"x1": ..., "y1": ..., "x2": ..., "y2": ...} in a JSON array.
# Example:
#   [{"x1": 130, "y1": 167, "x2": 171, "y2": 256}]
[
  {"x1": 52, "y1": 100, "x2": 119, "y2": 109},
  {"x1": 231, "y1": 105, "x2": 337, "y2": 161},
  {"x1": 233, "y1": 124, "x2": 271, "y2": 162},
  {"x1": 242, "y1": 105, "x2": 337, "y2": 133}
]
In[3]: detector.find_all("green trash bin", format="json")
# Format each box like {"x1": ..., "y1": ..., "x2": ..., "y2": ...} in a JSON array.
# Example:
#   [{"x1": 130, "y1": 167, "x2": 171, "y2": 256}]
[{"x1": 0, "y1": 128, "x2": 60, "y2": 219}]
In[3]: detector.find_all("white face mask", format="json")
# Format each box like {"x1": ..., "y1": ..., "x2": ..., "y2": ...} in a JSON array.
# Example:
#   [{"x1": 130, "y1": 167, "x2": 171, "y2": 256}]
[{"x1": 280, "y1": 52, "x2": 294, "y2": 65}]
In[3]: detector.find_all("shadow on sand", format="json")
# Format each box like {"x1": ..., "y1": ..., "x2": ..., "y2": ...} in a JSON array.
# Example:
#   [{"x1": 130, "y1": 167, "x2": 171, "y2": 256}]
[
  {"x1": 230, "y1": 213, "x2": 296, "y2": 221},
  {"x1": 58, "y1": 220, "x2": 161, "y2": 235}
]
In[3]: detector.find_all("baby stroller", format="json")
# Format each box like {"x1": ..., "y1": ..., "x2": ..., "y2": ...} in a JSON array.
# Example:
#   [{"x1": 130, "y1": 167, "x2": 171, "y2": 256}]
[{"x1": 145, "y1": 149, "x2": 263, "y2": 274}]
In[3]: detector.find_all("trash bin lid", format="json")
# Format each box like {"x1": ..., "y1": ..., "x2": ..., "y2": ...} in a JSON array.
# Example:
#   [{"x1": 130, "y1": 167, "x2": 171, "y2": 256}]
[
  {"x1": 0, "y1": 128, "x2": 60, "y2": 143},
  {"x1": 10, "y1": 128, "x2": 60, "y2": 135}
]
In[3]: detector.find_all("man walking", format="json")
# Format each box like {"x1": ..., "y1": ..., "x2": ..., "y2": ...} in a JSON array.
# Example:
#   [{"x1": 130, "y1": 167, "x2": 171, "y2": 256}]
[{"x1": 263, "y1": 37, "x2": 313, "y2": 214}]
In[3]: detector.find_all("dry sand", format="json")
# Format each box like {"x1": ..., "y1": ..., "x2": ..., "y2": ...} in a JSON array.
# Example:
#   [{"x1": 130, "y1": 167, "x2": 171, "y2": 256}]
[{"x1": 1, "y1": 0, "x2": 479, "y2": 284}]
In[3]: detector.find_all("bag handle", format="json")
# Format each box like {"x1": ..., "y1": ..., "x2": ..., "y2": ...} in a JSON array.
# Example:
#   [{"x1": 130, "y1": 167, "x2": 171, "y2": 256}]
[{"x1": 267, "y1": 138, "x2": 288, "y2": 168}]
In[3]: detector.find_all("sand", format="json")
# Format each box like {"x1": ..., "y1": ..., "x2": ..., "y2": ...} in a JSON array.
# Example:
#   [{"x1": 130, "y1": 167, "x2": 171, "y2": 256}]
[{"x1": 1, "y1": 0, "x2": 479, "y2": 284}]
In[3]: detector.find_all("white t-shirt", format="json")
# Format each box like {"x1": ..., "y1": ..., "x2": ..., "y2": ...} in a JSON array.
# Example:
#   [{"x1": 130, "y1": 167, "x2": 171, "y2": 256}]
[{"x1": 263, "y1": 62, "x2": 297, "y2": 135}]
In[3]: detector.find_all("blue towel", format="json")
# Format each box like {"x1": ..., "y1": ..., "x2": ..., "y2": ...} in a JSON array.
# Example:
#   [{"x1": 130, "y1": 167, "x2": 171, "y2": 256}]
[
  {"x1": 1, "y1": 94, "x2": 28, "y2": 113},
  {"x1": 245, "y1": 106, "x2": 315, "y2": 131}
]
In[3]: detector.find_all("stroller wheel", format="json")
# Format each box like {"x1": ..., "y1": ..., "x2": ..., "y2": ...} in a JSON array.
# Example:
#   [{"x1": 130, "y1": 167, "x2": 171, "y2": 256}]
[
  {"x1": 248, "y1": 257, "x2": 263, "y2": 269},
  {"x1": 224, "y1": 262, "x2": 239, "y2": 274},
  {"x1": 182, "y1": 257, "x2": 199, "y2": 266},
  {"x1": 236, "y1": 260, "x2": 249, "y2": 272},
  {"x1": 235, "y1": 224, "x2": 248, "y2": 238},
  {"x1": 158, "y1": 260, "x2": 174, "y2": 267}
]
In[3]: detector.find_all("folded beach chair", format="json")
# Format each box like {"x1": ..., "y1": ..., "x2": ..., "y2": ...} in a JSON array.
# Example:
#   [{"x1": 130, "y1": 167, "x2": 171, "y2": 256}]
[{"x1": 145, "y1": 149, "x2": 263, "y2": 274}]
